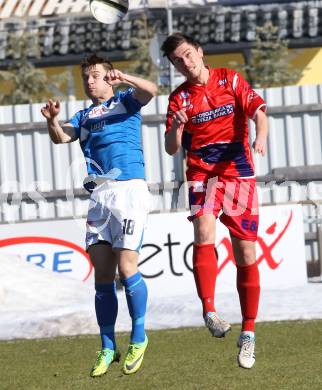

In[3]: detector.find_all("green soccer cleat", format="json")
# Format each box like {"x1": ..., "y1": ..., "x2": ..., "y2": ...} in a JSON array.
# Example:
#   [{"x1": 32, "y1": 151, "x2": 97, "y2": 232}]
[
  {"x1": 90, "y1": 348, "x2": 121, "y2": 377},
  {"x1": 123, "y1": 336, "x2": 148, "y2": 375}
]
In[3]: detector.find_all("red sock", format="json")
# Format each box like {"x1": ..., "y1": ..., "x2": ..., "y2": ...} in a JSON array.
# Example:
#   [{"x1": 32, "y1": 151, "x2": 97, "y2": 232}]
[
  {"x1": 193, "y1": 243, "x2": 218, "y2": 315},
  {"x1": 237, "y1": 263, "x2": 260, "y2": 332}
]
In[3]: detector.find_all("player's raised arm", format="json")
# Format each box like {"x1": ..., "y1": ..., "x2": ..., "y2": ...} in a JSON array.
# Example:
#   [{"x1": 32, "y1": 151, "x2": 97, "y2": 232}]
[
  {"x1": 165, "y1": 109, "x2": 188, "y2": 155},
  {"x1": 252, "y1": 109, "x2": 268, "y2": 156},
  {"x1": 41, "y1": 99, "x2": 77, "y2": 144},
  {"x1": 104, "y1": 69, "x2": 157, "y2": 105}
]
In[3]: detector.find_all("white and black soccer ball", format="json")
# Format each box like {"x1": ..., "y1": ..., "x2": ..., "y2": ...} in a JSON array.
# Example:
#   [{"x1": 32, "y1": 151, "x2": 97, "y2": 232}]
[{"x1": 89, "y1": 0, "x2": 129, "y2": 24}]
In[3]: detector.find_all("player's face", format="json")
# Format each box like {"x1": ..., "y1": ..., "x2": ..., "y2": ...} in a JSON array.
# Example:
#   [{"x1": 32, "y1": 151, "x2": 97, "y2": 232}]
[
  {"x1": 169, "y1": 42, "x2": 205, "y2": 81},
  {"x1": 82, "y1": 64, "x2": 111, "y2": 99}
]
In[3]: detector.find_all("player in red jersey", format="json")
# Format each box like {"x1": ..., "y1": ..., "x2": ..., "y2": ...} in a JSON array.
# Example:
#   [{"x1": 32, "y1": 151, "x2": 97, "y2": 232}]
[{"x1": 161, "y1": 33, "x2": 268, "y2": 369}]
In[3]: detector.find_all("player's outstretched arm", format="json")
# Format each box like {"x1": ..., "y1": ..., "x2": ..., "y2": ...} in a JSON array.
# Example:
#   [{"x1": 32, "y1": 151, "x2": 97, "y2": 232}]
[
  {"x1": 41, "y1": 99, "x2": 77, "y2": 144},
  {"x1": 104, "y1": 69, "x2": 157, "y2": 105},
  {"x1": 252, "y1": 109, "x2": 268, "y2": 156},
  {"x1": 165, "y1": 109, "x2": 187, "y2": 155}
]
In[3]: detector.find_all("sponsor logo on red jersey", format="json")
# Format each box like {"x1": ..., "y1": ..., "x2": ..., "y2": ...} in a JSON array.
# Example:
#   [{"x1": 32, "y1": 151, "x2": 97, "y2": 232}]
[{"x1": 192, "y1": 104, "x2": 234, "y2": 124}]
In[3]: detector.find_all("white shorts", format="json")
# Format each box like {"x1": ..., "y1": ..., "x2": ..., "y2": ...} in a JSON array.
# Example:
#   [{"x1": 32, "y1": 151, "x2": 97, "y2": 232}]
[{"x1": 86, "y1": 179, "x2": 150, "y2": 252}]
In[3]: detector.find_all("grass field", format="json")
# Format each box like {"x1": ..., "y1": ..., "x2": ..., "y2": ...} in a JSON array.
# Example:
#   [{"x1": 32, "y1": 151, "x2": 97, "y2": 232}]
[{"x1": 1, "y1": 320, "x2": 322, "y2": 390}]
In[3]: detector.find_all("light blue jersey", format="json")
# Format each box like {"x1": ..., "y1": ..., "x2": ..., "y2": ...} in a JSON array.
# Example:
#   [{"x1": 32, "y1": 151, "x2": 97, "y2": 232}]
[{"x1": 69, "y1": 89, "x2": 145, "y2": 189}]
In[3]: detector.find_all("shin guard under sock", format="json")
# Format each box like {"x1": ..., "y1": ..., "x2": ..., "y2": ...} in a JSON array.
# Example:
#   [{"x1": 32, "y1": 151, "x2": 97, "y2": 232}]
[
  {"x1": 193, "y1": 243, "x2": 218, "y2": 315},
  {"x1": 237, "y1": 263, "x2": 260, "y2": 332}
]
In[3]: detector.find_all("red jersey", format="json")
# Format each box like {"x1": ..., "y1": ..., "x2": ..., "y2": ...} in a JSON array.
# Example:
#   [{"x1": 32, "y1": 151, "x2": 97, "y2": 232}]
[{"x1": 166, "y1": 67, "x2": 266, "y2": 180}]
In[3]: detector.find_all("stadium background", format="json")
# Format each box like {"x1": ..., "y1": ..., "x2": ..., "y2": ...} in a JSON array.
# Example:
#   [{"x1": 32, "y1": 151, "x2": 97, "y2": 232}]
[
  {"x1": 2, "y1": 0, "x2": 322, "y2": 96},
  {"x1": 0, "y1": 0, "x2": 322, "y2": 363}
]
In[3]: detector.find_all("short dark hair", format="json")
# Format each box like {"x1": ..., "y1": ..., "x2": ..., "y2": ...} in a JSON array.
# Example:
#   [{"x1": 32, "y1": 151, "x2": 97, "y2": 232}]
[
  {"x1": 81, "y1": 54, "x2": 113, "y2": 72},
  {"x1": 161, "y1": 33, "x2": 200, "y2": 59}
]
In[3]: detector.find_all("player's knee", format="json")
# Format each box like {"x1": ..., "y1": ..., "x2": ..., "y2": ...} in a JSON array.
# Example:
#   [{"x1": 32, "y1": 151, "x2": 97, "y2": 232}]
[
  {"x1": 95, "y1": 273, "x2": 115, "y2": 284},
  {"x1": 94, "y1": 268, "x2": 116, "y2": 284},
  {"x1": 194, "y1": 226, "x2": 214, "y2": 244},
  {"x1": 237, "y1": 246, "x2": 256, "y2": 266},
  {"x1": 118, "y1": 262, "x2": 138, "y2": 280}
]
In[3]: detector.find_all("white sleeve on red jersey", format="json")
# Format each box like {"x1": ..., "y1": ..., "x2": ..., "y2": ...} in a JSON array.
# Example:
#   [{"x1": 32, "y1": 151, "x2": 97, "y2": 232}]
[{"x1": 230, "y1": 71, "x2": 267, "y2": 119}]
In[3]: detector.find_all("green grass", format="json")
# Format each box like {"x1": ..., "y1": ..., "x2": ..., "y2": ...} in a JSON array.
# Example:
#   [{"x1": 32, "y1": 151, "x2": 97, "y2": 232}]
[{"x1": 1, "y1": 320, "x2": 322, "y2": 390}]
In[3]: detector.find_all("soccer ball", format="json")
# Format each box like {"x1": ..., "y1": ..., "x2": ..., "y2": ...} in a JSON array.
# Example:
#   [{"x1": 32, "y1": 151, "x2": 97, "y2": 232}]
[{"x1": 89, "y1": 0, "x2": 129, "y2": 24}]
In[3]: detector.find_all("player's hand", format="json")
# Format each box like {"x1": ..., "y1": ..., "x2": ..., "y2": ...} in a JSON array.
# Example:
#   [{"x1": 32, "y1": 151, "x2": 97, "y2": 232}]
[
  {"x1": 41, "y1": 99, "x2": 61, "y2": 120},
  {"x1": 171, "y1": 109, "x2": 188, "y2": 133},
  {"x1": 104, "y1": 69, "x2": 125, "y2": 86},
  {"x1": 252, "y1": 136, "x2": 267, "y2": 156}
]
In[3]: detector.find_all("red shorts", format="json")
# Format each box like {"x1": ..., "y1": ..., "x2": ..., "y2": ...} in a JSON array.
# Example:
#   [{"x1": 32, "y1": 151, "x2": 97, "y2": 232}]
[{"x1": 188, "y1": 175, "x2": 259, "y2": 241}]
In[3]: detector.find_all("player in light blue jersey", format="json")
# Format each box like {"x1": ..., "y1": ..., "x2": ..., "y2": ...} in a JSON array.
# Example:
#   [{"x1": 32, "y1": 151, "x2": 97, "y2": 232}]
[{"x1": 41, "y1": 54, "x2": 157, "y2": 377}]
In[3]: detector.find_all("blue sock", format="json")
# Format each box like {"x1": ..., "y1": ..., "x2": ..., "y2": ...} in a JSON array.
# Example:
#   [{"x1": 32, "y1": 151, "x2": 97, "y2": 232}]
[
  {"x1": 121, "y1": 272, "x2": 148, "y2": 343},
  {"x1": 95, "y1": 282, "x2": 118, "y2": 350}
]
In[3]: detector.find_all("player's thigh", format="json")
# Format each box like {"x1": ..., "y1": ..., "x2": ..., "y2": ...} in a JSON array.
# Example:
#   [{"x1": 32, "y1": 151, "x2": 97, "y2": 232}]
[
  {"x1": 88, "y1": 241, "x2": 118, "y2": 283},
  {"x1": 188, "y1": 177, "x2": 223, "y2": 221},
  {"x1": 86, "y1": 188, "x2": 113, "y2": 248},
  {"x1": 111, "y1": 181, "x2": 149, "y2": 251},
  {"x1": 114, "y1": 248, "x2": 139, "y2": 280},
  {"x1": 220, "y1": 177, "x2": 259, "y2": 241}
]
